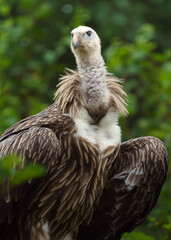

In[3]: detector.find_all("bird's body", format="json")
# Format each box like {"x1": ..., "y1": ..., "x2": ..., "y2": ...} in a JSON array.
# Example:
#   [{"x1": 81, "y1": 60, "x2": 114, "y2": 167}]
[{"x1": 0, "y1": 26, "x2": 168, "y2": 240}]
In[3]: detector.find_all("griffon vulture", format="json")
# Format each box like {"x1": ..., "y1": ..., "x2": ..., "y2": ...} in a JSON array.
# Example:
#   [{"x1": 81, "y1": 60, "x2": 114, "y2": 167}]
[{"x1": 0, "y1": 26, "x2": 168, "y2": 240}]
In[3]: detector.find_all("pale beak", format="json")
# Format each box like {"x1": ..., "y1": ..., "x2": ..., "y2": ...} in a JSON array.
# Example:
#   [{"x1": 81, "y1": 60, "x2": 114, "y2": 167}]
[{"x1": 72, "y1": 34, "x2": 81, "y2": 49}]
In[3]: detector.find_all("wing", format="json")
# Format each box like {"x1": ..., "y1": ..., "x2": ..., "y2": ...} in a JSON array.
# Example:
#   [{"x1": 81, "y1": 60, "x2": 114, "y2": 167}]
[
  {"x1": 0, "y1": 104, "x2": 74, "y2": 224},
  {"x1": 77, "y1": 136, "x2": 168, "y2": 240}
]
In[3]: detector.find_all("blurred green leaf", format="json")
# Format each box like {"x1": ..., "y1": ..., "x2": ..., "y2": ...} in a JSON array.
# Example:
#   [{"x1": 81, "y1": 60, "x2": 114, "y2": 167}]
[
  {"x1": 10, "y1": 163, "x2": 45, "y2": 186},
  {"x1": 122, "y1": 231, "x2": 155, "y2": 240},
  {"x1": 0, "y1": 155, "x2": 22, "y2": 180},
  {"x1": 0, "y1": 155, "x2": 45, "y2": 185}
]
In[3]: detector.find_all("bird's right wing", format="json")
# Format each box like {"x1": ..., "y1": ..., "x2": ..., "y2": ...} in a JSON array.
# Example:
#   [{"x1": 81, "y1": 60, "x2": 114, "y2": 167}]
[{"x1": 78, "y1": 136, "x2": 168, "y2": 240}]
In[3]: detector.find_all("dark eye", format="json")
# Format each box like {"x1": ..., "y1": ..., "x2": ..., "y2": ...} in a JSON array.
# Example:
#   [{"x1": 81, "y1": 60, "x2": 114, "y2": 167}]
[
  {"x1": 71, "y1": 33, "x2": 74, "y2": 38},
  {"x1": 85, "y1": 31, "x2": 93, "y2": 39},
  {"x1": 86, "y1": 31, "x2": 92, "y2": 37}
]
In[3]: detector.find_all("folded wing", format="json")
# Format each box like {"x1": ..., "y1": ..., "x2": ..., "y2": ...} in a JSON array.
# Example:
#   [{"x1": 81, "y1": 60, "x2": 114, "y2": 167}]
[{"x1": 78, "y1": 136, "x2": 168, "y2": 240}]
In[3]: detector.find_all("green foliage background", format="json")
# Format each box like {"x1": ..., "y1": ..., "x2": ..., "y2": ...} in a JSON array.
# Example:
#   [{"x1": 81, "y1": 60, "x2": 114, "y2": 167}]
[{"x1": 0, "y1": 0, "x2": 171, "y2": 239}]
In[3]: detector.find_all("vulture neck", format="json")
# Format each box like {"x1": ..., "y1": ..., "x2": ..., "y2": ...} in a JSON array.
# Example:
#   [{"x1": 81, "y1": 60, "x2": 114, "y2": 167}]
[{"x1": 76, "y1": 54, "x2": 109, "y2": 112}]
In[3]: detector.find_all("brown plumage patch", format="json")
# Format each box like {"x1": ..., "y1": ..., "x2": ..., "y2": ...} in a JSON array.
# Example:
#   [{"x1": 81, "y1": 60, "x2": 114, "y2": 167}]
[{"x1": 78, "y1": 137, "x2": 168, "y2": 240}]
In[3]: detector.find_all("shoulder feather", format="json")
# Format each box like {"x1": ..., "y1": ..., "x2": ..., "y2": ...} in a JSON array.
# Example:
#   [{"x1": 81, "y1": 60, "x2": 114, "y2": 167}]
[
  {"x1": 54, "y1": 69, "x2": 83, "y2": 117},
  {"x1": 106, "y1": 74, "x2": 128, "y2": 116},
  {"x1": 55, "y1": 70, "x2": 128, "y2": 116}
]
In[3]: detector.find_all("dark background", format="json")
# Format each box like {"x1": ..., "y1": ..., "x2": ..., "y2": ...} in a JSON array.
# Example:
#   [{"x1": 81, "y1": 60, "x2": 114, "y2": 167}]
[{"x1": 0, "y1": 1, "x2": 171, "y2": 239}]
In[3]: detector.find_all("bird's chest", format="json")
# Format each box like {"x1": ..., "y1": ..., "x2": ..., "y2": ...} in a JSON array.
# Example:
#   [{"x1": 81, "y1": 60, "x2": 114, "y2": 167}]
[{"x1": 73, "y1": 106, "x2": 121, "y2": 152}]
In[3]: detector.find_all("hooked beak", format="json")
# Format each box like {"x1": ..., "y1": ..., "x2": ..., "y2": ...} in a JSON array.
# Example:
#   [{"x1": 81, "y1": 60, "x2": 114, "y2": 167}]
[{"x1": 72, "y1": 34, "x2": 82, "y2": 49}]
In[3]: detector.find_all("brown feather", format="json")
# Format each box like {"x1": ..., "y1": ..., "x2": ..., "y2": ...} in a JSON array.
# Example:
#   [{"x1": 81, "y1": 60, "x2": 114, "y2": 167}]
[{"x1": 77, "y1": 137, "x2": 168, "y2": 240}]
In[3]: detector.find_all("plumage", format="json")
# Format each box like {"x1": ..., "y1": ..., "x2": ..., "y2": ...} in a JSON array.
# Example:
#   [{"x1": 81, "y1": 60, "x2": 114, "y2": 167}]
[
  {"x1": 0, "y1": 26, "x2": 168, "y2": 240},
  {"x1": 77, "y1": 137, "x2": 168, "y2": 240},
  {"x1": 0, "y1": 102, "x2": 120, "y2": 240}
]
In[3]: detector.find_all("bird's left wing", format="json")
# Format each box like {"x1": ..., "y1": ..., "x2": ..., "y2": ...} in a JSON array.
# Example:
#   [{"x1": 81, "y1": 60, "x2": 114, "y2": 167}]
[{"x1": 78, "y1": 136, "x2": 168, "y2": 240}]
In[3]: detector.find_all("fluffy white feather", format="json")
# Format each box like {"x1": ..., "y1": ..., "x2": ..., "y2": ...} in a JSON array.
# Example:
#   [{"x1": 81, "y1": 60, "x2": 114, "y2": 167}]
[{"x1": 74, "y1": 107, "x2": 121, "y2": 152}]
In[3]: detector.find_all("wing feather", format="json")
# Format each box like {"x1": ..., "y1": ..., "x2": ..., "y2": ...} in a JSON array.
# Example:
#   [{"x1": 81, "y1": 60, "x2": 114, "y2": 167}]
[
  {"x1": 78, "y1": 136, "x2": 168, "y2": 240},
  {"x1": 0, "y1": 104, "x2": 76, "y2": 227},
  {"x1": 0, "y1": 125, "x2": 59, "y2": 223}
]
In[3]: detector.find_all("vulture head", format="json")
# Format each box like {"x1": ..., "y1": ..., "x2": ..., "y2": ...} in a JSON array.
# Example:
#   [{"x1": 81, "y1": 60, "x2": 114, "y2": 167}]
[{"x1": 71, "y1": 26, "x2": 101, "y2": 61}]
